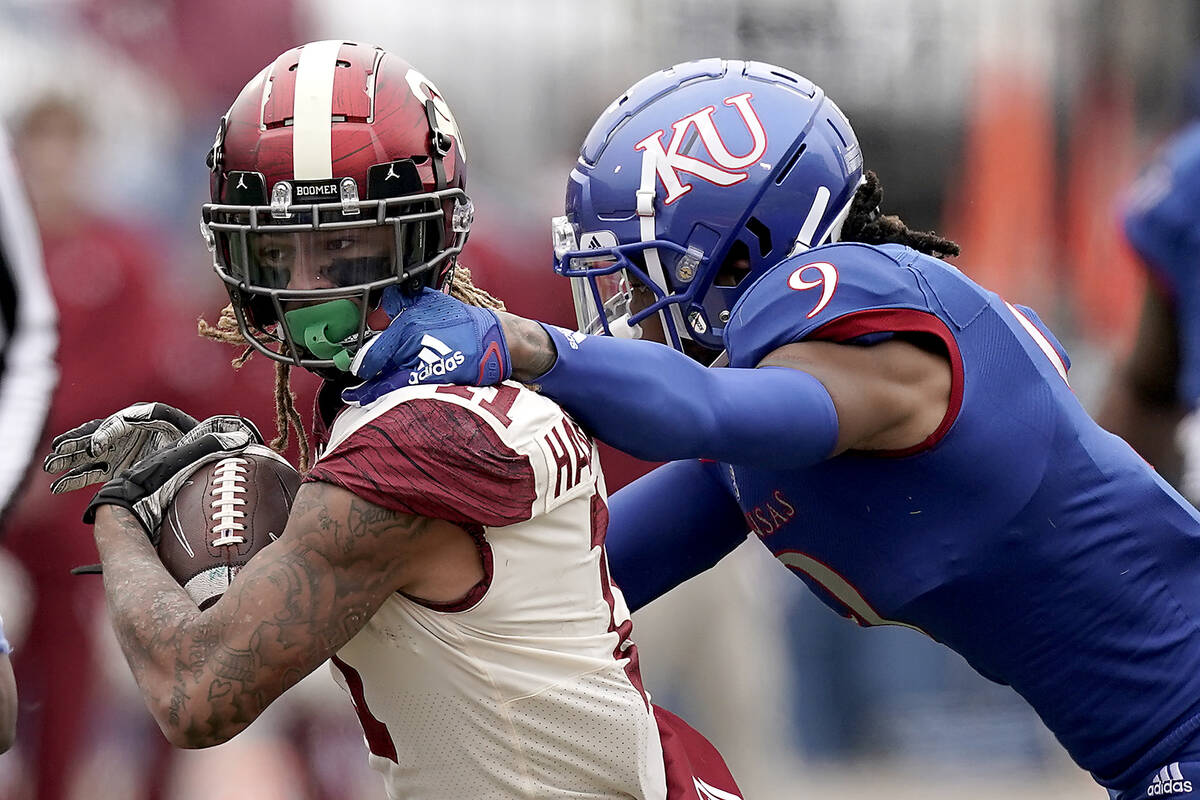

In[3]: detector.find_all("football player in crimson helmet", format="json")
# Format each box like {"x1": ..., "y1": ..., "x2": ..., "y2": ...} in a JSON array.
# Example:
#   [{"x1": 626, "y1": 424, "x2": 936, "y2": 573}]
[
  {"x1": 201, "y1": 39, "x2": 473, "y2": 373},
  {"x1": 56, "y1": 43, "x2": 745, "y2": 800},
  {"x1": 342, "y1": 58, "x2": 1200, "y2": 800}
]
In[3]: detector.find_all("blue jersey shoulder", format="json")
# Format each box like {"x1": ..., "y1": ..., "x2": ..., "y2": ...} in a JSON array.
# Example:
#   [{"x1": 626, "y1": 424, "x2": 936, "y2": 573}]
[
  {"x1": 724, "y1": 242, "x2": 927, "y2": 367},
  {"x1": 724, "y1": 241, "x2": 1071, "y2": 373},
  {"x1": 1123, "y1": 120, "x2": 1200, "y2": 289}
]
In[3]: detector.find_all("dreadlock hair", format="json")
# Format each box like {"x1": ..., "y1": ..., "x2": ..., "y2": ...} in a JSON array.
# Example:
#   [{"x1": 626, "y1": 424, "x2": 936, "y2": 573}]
[
  {"x1": 198, "y1": 263, "x2": 506, "y2": 473},
  {"x1": 840, "y1": 170, "x2": 960, "y2": 260}
]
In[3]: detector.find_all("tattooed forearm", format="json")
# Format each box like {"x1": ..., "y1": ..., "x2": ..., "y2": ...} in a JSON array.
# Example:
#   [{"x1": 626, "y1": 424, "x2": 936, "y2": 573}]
[
  {"x1": 91, "y1": 482, "x2": 427, "y2": 749},
  {"x1": 498, "y1": 311, "x2": 558, "y2": 383}
]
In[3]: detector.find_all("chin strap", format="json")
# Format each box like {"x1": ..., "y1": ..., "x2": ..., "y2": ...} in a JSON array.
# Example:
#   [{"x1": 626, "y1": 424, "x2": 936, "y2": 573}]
[{"x1": 637, "y1": 148, "x2": 689, "y2": 350}]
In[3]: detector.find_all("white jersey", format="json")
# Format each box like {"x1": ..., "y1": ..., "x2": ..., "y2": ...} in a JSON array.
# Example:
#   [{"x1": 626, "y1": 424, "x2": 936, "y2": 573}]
[{"x1": 307, "y1": 382, "x2": 738, "y2": 800}]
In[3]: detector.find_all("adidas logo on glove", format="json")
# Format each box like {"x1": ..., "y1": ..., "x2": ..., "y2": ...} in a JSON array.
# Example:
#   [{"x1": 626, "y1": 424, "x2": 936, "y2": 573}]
[
  {"x1": 1148, "y1": 763, "x2": 1193, "y2": 796},
  {"x1": 408, "y1": 335, "x2": 466, "y2": 385}
]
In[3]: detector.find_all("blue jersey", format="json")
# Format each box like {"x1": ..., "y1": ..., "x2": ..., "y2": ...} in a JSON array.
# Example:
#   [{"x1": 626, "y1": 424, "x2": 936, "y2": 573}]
[
  {"x1": 720, "y1": 242, "x2": 1200, "y2": 788},
  {"x1": 1123, "y1": 120, "x2": 1200, "y2": 406}
]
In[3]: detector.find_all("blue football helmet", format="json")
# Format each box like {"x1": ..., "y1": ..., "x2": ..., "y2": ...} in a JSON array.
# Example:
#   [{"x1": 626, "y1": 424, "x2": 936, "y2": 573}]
[{"x1": 552, "y1": 59, "x2": 864, "y2": 351}]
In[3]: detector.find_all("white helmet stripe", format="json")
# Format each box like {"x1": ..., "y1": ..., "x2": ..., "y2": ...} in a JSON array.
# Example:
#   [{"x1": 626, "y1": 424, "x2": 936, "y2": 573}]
[
  {"x1": 792, "y1": 185, "x2": 831, "y2": 253},
  {"x1": 291, "y1": 40, "x2": 342, "y2": 179}
]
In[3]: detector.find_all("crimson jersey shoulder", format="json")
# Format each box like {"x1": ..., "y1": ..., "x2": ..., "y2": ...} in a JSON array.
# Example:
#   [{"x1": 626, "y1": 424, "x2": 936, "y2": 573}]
[{"x1": 306, "y1": 390, "x2": 538, "y2": 527}]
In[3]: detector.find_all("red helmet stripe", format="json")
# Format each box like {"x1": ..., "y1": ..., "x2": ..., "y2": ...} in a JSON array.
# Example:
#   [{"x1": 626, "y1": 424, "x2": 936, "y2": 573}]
[{"x1": 291, "y1": 39, "x2": 341, "y2": 179}]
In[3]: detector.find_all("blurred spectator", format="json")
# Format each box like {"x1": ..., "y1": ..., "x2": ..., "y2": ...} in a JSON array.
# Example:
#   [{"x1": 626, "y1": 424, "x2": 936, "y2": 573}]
[
  {"x1": 3, "y1": 87, "x2": 330, "y2": 798},
  {"x1": 2, "y1": 92, "x2": 186, "y2": 800},
  {"x1": 0, "y1": 120, "x2": 57, "y2": 769},
  {"x1": 1098, "y1": 114, "x2": 1200, "y2": 496},
  {"x1": 0, "y1": 125, "x2": 56, "y2": 525}
]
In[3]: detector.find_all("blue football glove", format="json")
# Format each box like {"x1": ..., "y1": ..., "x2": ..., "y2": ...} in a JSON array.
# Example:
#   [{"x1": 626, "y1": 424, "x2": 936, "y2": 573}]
[{"x1": 341, "y1": 287, "x2": 511, "y2": 406}]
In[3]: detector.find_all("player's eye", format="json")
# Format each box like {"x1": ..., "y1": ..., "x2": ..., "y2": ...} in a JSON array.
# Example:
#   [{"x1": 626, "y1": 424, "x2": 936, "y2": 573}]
[{"x1": 257, "y1": 246, "x2": 290, "y2": 266}]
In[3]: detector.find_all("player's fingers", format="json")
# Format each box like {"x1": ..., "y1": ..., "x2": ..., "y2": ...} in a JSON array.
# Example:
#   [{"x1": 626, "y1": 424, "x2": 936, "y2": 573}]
[
  {"x1": 341, "y1": 370, "x2": 414, "y2": 405},
  {"x1": 44, "y1": 448, "x2": 91, "y2": 474},
  {"x1": 380, "y1": 284, "x2": 420, "y2": 318},
  {"x1": 47, "y1": 418, "x2": 103, "y2": 452},
  {"x1": 90, "y1": 415, "x2": 144, "y2": 456},
  {"x1": 191, "y1": 415, "x2": 263, "y2": 444},
  {"x1": 171, "y1": 429, "x2": 253, "y2": 457},
  {"x1": 349, "y1": 330, "x2": 390, "y2": 379},
  {"x1": 49, "y1": 463, "x2": 109, "y2": 495}
]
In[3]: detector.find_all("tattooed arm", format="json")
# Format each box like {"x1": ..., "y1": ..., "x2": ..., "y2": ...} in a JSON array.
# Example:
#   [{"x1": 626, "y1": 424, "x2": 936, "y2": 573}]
[{"x1": 92, "y1": 480, "x2": 474, "y2": 748}]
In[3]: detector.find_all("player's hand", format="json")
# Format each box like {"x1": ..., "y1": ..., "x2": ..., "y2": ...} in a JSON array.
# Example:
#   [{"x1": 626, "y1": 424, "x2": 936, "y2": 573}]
[
  {"x1": 83, "y1": 427, "x2": 256, "y2": 544},
  {"x1": 44, "y1": 403, "x2": 200, "y2": 494},
  {"x1": 342, "y1": 287, "x2": 511, "y2": 406},
  {"x1": 45, "y1": 403, "x2": 264, "y2": 494}
]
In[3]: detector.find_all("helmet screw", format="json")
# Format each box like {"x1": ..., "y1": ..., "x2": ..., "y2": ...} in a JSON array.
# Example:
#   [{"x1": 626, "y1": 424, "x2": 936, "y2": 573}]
[
  {"x1": 719, "y1": 310, "x2": 731, "y2": 323},
  {"x1": 677, "y1": 263, "x2": 695, "y2": 281}
]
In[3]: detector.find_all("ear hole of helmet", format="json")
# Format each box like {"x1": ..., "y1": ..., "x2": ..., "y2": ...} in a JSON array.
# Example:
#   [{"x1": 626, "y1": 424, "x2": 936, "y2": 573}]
[
  {"x1": 714, "y1": 240, "x2": 753, "y2": 288},
  {"x1": 744, "y1": 216, "x2": 773, "y2": 258}
]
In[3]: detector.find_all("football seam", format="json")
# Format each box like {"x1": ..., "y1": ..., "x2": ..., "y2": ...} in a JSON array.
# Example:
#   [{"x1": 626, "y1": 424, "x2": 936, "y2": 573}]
[{"x1": 209, "y1": 457, "x2": 250, "y2": 560}]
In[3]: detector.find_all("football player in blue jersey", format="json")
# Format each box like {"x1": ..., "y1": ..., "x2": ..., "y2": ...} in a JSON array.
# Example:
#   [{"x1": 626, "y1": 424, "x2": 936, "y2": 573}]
[
  {"x1": 342, "y1": 59, "x2": 1200, "y2": 799},
  {"x1": 1099, "y1": 117, "x2": 1200, "y2": 502}
]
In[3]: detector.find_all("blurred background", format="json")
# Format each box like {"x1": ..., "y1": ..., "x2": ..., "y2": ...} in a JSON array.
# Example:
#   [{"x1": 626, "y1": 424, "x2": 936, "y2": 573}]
[{"x1": 0, "y1": 0, "x2": 1197, "y2": 797}]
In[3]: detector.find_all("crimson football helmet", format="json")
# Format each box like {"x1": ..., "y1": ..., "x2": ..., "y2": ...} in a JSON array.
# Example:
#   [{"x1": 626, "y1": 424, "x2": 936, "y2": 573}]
[{"x1": 201, "y1": 40, "x2": 472, "y2": 370}]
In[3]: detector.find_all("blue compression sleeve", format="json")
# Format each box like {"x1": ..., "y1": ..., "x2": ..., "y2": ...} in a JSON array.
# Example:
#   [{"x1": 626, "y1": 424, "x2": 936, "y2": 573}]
[
  {"x1": 536, "y1": 325, "x2": 839, "y2": 468},
  {"x1": 607, "y1": 459, "x2": 749, "y2": 611}
]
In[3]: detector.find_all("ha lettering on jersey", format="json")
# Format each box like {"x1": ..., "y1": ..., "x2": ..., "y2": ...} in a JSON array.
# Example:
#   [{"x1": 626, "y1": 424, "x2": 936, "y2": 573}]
[{"x1": 541, "y1": 415, "x2": 594, "y2": 500}]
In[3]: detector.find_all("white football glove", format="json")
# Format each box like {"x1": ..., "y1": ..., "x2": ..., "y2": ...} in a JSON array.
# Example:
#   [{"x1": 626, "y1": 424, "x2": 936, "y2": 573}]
[
  {"x1": 44, "y1": 402, "x2": 262, "y2": 495},
  {"x1": 83, "y1": 428, "x2": 258, "y2": 544}
]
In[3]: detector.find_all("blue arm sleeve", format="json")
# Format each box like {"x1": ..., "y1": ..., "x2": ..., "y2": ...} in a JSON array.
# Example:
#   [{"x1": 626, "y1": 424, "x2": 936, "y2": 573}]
[
  {"x1": 607, "y1": 459, "x2": 749, "y2": 612},
  {"x1": 536, "y1": 325, "x2": 839, "y2": 468}
]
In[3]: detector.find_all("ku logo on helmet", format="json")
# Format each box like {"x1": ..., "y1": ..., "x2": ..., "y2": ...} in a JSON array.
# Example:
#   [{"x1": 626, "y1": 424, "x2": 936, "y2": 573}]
[{"x1": 635, "y1": 92, "x2": 768, "y2": 205}]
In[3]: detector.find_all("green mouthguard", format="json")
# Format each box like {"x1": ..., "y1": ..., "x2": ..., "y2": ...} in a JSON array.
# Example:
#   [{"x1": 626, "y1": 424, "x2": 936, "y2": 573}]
[{"x1": 283, "y1": 300, "x2": 361, "y2": 372}]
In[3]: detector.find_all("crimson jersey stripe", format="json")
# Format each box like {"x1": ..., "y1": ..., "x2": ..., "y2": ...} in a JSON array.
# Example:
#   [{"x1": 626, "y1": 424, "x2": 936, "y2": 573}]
[
  {"x1": 307, "y1": 398, "x2": 537, "y2": 526},
  {"x1": 331, "y1": 655, "x2": 398, "y2": 763},
  {"x1": 590, "y1": 494, "x2": 648, "y2": 706}
]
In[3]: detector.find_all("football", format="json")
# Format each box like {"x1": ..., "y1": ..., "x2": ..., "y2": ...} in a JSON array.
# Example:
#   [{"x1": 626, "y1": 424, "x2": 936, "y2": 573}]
[{"x1": 158, "y1": 444, "x2": 300, "y2": 609}]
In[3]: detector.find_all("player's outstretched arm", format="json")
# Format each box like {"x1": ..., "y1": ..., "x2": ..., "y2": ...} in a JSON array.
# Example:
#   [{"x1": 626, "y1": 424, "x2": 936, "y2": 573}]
[
  {"x1": 93, "y1": 481, "x2": 440, "y2": 748},
  {"x1": 344, "y1": 290, "x2": 949, "y2": 464},
  {"x1": 606, "y1": 459, "x2": 750, "y2": 611}
]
